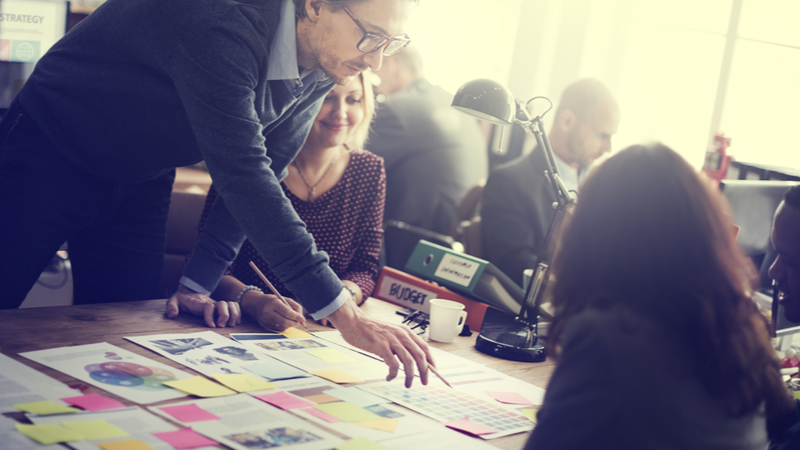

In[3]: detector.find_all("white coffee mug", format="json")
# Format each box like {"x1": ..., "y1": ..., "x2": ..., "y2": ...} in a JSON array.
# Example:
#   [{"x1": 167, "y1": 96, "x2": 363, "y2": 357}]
[{"x1": 428, "y1": 299, "x2": 468, "y2": 343}]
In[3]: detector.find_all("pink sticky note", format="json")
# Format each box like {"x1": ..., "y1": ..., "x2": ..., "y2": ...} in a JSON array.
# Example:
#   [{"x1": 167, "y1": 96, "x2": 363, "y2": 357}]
[
  {"x1": 445, "y1": 417, "x2": 499, "y2": 436},
  {"x1": 485, "y1": 391, "x2": 536, "y2": 406},
  {"x1": 61, "y1": 393, "x2": 126, "y2": 412},
  {"x1": 301, "y1": 406, "x2": 341, "y2": 423},
  {"x1": 254, "y1": 391, "x2": 314, "y2": 410},
  {"x1": 159, "y1": 404, "x2": 221, "y2": 423},
  {"x1": 152, "y1": 428, "x2": 217, "y2": 449}
]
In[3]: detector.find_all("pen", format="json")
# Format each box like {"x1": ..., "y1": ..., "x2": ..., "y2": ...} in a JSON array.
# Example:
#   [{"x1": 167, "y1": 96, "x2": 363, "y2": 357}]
[
  {"x1": 428, "y1": 364, "x2": 453, "y2": 389},
  {"x1": 248, "y1": 261, "x2": 309, "y2": 331}
]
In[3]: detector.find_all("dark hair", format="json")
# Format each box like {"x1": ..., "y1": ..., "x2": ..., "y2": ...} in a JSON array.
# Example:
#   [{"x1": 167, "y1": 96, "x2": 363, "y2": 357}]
[
  {"x1": 548, "y1": 143, "x2": 789, "y2": 417},
  {"x1": 294, "y1": 0, "x2": 418, "y2": 19},
  {"x1": 784, "y1": 184, "x2": 800, "y2": 210}
]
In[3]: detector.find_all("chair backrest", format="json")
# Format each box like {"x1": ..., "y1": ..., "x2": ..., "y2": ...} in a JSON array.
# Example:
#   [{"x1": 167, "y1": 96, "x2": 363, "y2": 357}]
[
  {"x1": 383, "y1": 219, "x2": 457, "y2": 270},
  {"x1": 450, "y1": 180, "x2": 486, "y2": 245},
  {"x1": 719, "y1": 180, "x2": 799, "y2": 289},
  {"x1": 157, "y1": 190, "x2": 208, "y2": 297}
]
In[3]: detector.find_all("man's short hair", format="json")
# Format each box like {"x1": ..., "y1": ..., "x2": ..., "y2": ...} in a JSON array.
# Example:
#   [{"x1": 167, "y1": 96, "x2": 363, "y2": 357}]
[{"x1": 784, "y1": 184, "x2": 800, "y2": 210}]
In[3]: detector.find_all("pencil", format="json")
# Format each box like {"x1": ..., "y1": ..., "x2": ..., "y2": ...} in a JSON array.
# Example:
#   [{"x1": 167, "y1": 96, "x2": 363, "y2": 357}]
[
  {"x1": 428, "y1": 364, "x2": 452, "y2": 388},
  {"x1": 248, "y1": 261, "x2": 309, "y2": 330}
]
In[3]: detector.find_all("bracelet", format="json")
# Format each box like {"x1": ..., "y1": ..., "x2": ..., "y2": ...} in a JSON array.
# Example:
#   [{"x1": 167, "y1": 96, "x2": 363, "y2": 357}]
[
  {"x1": 235, "y1": 285, "x2": 263, "y2": 304},
  {"x1": 345, "y1": 285, "x2": 357, "y2": 301}
]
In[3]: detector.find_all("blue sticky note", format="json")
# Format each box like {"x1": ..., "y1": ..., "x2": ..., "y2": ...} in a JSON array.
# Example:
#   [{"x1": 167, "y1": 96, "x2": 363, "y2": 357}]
[
  {"x1": 242, "y1": 363, "x2": 310, "y2": 380},
  {"x1": 326, "y1": 387, "x2": 388, "y2": 408}
]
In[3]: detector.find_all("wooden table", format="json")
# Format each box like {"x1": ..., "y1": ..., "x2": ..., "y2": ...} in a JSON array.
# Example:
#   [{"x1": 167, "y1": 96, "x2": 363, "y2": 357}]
[{"x1": 0, "y1": 299, "x2": 556, "y2": 449}]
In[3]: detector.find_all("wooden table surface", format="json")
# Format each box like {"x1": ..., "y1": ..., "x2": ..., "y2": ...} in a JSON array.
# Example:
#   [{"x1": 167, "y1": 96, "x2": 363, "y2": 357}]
[{"x1": 0, "y1": 299, "x2": 555, "y2": 450}]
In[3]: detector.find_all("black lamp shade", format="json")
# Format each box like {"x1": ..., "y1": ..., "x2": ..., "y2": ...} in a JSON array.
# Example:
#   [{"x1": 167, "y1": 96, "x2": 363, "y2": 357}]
[{"x1": 451, "y1": 79, "x2": 515, "y2": 125}]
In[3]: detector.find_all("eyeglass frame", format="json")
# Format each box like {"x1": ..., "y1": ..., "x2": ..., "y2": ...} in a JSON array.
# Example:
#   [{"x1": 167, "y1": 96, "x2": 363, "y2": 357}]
[{"x1": 341, "y1": 6, "x2": 411, "y2": 57}]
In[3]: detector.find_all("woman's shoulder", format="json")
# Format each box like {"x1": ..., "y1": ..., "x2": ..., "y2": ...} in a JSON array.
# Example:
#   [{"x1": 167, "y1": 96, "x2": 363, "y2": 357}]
[{"x1": 345, "y1": 150, "x2": 385, "y2": 180}]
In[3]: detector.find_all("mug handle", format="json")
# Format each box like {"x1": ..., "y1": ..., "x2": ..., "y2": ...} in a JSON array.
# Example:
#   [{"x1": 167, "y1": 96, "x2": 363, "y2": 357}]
[{"x1": 454, "y1": 310, "x2": 468, "y2": 334}]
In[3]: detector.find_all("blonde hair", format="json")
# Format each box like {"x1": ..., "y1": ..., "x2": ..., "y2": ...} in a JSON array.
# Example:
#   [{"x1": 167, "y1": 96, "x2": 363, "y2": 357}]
[{"x1": 347, "y1": 69, "x2": 376, "y2": 150}]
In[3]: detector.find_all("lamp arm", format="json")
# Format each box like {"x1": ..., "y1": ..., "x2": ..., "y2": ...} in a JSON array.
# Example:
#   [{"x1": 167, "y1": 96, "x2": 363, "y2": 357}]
[{"x1": 512, "y1": 114, "x2": 575, "y2": 329}]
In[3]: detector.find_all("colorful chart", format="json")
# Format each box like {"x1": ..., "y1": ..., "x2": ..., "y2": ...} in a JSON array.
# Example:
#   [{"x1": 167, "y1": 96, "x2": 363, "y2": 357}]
[
  {"x1": 85, "y1": 361, "x2": 177, "y2": 391},
  {"x1": 362, "y1": 383, "x2": 532, "y2": 439}
]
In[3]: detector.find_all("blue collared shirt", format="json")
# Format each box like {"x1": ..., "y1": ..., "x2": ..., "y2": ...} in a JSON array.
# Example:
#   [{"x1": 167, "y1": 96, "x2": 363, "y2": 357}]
[{"x1": 267, "y1": 0, "x2": 328, "y2": 97}]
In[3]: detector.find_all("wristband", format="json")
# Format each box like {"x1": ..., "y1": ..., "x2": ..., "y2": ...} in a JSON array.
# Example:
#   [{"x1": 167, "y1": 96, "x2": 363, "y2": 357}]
[
  {"x1": 345, "y1": 285, "x2": 357, "y2": 300},
  {"x1": 235, "y1": 285, "x2": 262, "y2": 304}
]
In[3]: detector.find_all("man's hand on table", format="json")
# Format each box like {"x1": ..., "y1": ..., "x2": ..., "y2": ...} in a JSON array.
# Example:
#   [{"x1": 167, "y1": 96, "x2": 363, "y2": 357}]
[
  {"x1": 326, "y1": 300, "x2": 433, "y2": 388},
  {"x1": 165, "y1": 284, "x2": 241, "y2": 328}
]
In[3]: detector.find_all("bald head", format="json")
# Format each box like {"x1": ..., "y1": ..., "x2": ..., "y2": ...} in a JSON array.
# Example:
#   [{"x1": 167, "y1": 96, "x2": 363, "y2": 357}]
[
  {"x1": 374, "y1": 44, "x2": 423, "y2": 95},
  {"x1": 549, "y1": 78, "x2": 620, "y2": 169}
]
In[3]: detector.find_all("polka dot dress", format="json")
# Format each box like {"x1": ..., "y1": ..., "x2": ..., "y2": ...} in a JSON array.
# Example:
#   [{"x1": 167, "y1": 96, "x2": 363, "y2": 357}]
[{"x1": 197, "y1": 150, "x2": 386, "y2": 300}]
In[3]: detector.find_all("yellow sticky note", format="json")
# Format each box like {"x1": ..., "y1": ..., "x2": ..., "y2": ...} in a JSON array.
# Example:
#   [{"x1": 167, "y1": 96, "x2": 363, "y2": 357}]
[
  {"x1": 13, "y1": 401, "x2": 79, "y2": 415},
  {"x1": 211, "y1": 373, "x2": 277, "y2": 393},
  {"x1": 163, "y1": 376, "x2": 237, "y2": 397},
  {"x1": 335, "y1": 437, "x2": 392, "y2": 450},
  {"x1": 315, "y1": 402, "x2": 382, "y2": 422},
  {"x1": 62, "y1": 419, "x2": 130, "y2": 440},
  {"x1": 521, "y1": 408, "x2": 538, "y2": 424},
  {"x1": 98, "y1": 439, "x2": 157, "y2": 450},
  {"x1": 310, "y1": 369, "x2": 364, "y2": 384},
  {"x1": 279, "y1": 327, "x2": 313, "y2": 339},
  {"x1": 15, "y1": 423, "x2": 83, "y2": 445},
  {"x1": 307, "y1": 348, "x2": 357, "y2": 363},
  {"x1": 353, "y1": 418, "x2": 398, "y2": 432}
]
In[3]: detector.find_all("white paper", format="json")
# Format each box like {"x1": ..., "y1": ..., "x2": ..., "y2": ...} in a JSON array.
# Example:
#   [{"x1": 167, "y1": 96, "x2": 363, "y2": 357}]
[
  {"x1": 20, "y1": 343, "x2": 192, "y2": 404},
  {"x1": 378, "y1": 429, "x2": 498, "y2": 450},
  {"x1": 0, "y1": 415, "x2": 63, "y2": 450},
  {"x1": 0, "y1": 0, "x2": 67, "y2": 63},
  {"x1": 148, "y1": 393, "x2": 343, "y2": 450},
  {"x1": 361, "y1": 381, "x2": 533, "y2": 439},
  {"x1": 27, "y1": 406, "x2": 216, "y2": 450},
  {"x1": 232, "y1": 334, "x2": 389, "y2": 381},
  {"x1": 126, "y1": 331, "x2": 290, "y2": 380},
  {"x1": 0, "y1": 353, "x2": 77, "y2": 413}
]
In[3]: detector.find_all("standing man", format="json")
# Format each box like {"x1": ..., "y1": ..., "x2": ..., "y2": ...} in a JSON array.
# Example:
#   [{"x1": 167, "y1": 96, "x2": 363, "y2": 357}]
[
  {"x1": 0, "y1": 0, "x2": 431, "y2": 387},
  {"x1": 767, "y1": 184, "x2": 800, "y2": 450},
  {"x1": 368, "y1": 45, "x2": 487, "y2": 235},
  {"x1": 480, "y1": 78, "x2": 620, "y2": 286}
]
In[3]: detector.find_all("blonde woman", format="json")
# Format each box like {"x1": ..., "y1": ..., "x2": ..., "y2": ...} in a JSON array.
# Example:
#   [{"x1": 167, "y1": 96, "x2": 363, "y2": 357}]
[{"x1": 190, "y1": 71, "x2": 383, "y2": 329}]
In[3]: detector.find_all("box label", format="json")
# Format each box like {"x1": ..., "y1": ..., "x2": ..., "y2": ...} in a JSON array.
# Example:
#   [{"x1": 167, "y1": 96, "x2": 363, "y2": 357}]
[
  {"x1": 376, "y1": 275, "x2": 437, "y2": 310},
  {"x1": 434, "y1": 254, "x2": 480, "y2": 287}
]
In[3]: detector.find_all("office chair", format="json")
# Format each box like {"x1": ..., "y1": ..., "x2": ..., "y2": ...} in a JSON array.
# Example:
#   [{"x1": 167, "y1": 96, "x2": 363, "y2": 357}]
[{"x1": 719, "y1": 180, "x2": 799, "y2": 290}]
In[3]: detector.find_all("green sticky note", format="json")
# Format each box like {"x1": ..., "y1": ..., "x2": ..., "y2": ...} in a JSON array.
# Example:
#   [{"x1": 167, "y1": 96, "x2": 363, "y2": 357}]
[
  {"x1": 163, "y1": 376, "x2": 237, "y2": 397},
  {"x1": 62, "y1": 419, "x2": 130, "y2": 440},
  {"x1": 335, "y1": 437, "x2": 392, "y2": 450},
  {"x1": 13, "y1": 400, "x2": 79, "y2": 415},
  {"x1": 15, "y1": 423, "x2": 83, "y2": 445},
  {"x1": 521, "y1": 408, "x2": 538, "y2": 423},
  {"x1": 315, "y1": 402, "x2": 383, "y2": 423},
  {"x1": 307, "y1": 348, "x2": 357, "y2": 363},
  {"x1": 211, "y1": 373, "x2": 277, "y2": 393}
]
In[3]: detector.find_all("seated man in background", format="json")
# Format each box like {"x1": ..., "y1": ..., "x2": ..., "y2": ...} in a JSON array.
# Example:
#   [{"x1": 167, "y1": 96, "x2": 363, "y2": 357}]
[
  {"x1": 768, "y1": 184, "x2": 800, "y2": 450},
  {"x1": 367, "y1": 45, "x2": 487, "y2": 235},
  {"x1": 480, "y1": 78, "x2": 620, "y2": 286}
]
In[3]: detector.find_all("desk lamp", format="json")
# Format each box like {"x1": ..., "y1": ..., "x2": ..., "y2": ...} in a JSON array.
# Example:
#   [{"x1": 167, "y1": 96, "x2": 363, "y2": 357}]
[{"x1": 451, "y1": 79, "x2": 575, "y2": 362}]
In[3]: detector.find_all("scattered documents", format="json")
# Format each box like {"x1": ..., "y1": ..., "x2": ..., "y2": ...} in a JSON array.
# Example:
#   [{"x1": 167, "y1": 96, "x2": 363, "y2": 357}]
[
  {"x1": 163, "y1": 377, "x2": 236, "y2": 398},
  {"x1": 210, "y1": 373, "x2": 276, "y2": 393}
]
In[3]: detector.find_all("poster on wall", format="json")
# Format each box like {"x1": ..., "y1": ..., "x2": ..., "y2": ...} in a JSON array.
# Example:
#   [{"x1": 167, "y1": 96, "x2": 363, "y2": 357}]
[{"x1": 0, "y1": 0, "x2": 68, "y2": 109}]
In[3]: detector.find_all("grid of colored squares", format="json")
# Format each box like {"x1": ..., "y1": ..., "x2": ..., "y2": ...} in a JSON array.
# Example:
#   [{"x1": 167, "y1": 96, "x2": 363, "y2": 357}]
[{"x1": 366, "y1": 384, "x2": 532, "y2": 434}]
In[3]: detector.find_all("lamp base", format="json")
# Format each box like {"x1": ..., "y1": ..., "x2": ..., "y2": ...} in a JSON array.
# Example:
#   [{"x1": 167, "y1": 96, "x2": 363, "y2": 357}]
[{"x1": 475, "y1": 308, "x2": 546, "y2": 362}]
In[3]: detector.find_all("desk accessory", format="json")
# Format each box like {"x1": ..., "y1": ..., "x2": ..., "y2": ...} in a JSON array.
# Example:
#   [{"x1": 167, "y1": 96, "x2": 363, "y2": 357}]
[
  {"x1": 374, "y1": 266, "x2": 489, "y2": 331},
  {"x1": 248, "y1": 261, "x2": 308, "y2": 330},
  {"x1": 451, "y1": 79, "x2": 576, "y2": 362}
]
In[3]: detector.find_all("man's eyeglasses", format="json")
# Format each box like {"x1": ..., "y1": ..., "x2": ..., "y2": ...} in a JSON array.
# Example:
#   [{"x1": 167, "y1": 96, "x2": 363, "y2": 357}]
[{"x1": 342, "y1": 6, "x2": 410, "y2": 57}]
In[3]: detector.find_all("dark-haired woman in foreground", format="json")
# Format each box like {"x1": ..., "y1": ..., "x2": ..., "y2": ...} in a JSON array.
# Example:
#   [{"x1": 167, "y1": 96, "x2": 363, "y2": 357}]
[{"x1": 525, "y1": 144, "x2": 789, "y2": 449}]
